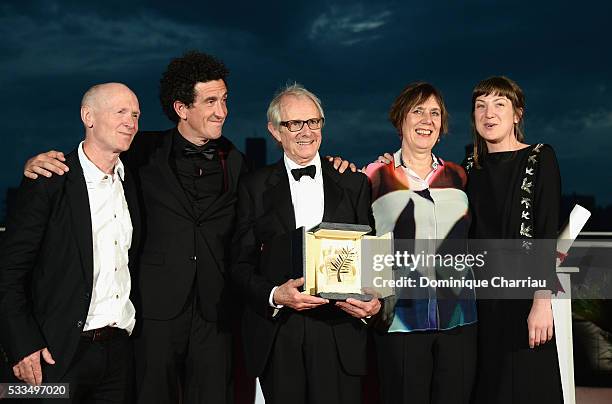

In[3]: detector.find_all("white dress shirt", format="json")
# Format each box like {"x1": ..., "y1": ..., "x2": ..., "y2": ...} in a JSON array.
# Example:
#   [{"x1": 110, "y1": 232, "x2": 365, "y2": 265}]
[
  {"x1": 284, "y1": 153, "x2": 325, "y2": 230},
  {"x1": 269, "y1": 153, "x2": 325, "y2": 308},
  {"x1": 78, "y1": 142, "x2": 136, "y2": 334}
]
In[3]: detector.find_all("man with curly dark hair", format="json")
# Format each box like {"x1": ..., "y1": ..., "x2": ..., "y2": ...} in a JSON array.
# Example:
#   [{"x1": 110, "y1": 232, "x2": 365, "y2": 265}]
[
  {"x1": 23, "y1": 51, "x2": 247, "y2": 404},
  {"x1": 159, "y1": 50, "x2": 230, "y2": 124}
]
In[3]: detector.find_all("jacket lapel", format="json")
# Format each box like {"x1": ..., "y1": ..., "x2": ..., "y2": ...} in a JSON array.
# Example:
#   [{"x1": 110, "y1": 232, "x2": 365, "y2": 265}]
[
  {"x1": 122, "y1": 166, "x2": 141, "y2": 258},
  {"x1": 263, "y1": 159, "x2": 296, "y2": 233},
  {"x1": 321, "y1": 160, "x2": 344, "y2": 222},
  {"x1": 196, "y1": 138, "x2": 240, "y2": 221},
  {"x1": 156, "y1": 129, "x2": 196, "y2": 218},
  {"x1": 65, "y1": 152, "x2": 94, "y2": 291}
]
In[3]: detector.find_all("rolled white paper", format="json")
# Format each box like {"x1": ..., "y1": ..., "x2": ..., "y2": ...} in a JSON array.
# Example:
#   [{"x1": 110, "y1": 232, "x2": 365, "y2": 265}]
[{"x1": 556, "y1": 204, "x2": 591, "y2": 265}]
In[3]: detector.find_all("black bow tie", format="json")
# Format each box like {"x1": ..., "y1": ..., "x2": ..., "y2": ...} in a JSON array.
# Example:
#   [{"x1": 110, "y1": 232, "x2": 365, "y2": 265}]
[
  {"x1": 183, "y1": 141, "x2": 217, "y2": 160},
  {"x1": 291, "y1": 165, "x2": 316, "y2": 181}
]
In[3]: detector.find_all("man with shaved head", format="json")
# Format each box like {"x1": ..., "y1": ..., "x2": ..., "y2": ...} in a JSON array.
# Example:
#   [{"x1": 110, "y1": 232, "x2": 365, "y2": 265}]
[
  {"x1": 0, "y1": 82, "x2": 140, "y2": 403},
  {"x1": 23, "y1": 51, "x2": 248, "y2": 403}
]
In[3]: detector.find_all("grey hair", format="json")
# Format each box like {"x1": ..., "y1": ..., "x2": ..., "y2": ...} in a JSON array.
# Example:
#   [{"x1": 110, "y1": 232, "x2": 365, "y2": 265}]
[{"x1": 267, "y1": 82, "x2": 325, "y2": 129}]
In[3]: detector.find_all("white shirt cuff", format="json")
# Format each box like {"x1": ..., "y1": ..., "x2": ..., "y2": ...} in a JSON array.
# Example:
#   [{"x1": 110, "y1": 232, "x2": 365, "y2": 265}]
[{"x1": 269, "y1": 286, "x2": 284, "y2": 309}]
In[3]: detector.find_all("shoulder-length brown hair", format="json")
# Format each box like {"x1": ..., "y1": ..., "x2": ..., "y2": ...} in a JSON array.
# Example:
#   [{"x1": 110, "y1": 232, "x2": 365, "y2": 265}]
[{"x1": 471, "y1": 76, "x2": 526, "y2": 167}]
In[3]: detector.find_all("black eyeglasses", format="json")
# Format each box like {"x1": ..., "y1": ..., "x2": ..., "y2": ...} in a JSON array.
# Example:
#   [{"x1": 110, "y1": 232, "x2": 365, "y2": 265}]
[{"x1": 279, "y1": 117, "x2": 325, "y2": 132}]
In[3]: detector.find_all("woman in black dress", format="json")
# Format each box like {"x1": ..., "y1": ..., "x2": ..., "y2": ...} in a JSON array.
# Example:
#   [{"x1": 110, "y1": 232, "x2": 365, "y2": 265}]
[{"x1": 466, "y1": 76, "x2": 563, "y2": 403}]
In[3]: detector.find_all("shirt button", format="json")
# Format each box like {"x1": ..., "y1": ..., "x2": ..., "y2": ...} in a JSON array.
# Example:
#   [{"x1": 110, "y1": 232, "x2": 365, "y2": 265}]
[
  {"x1": 116, "y1": 294, "x2": 119, "y2": 299},
  {"x1": 115, "y1": 267, "x2": 118, "y2": 272},
  {"x1": 114, "y1": 240, "x2": 118, "y2": 245},
  {"x1": 77, "y1": 320, "x2": 83, "y2": 328},
  {"x1": 114, "y1": 214, "x2": 117, "y2": 219},
  {"x1": 103, "y1": 175, "x2": 108, "y2": 180},
  {"x1": 189, "y1": 256, "x2": 197, "y2": 261}
]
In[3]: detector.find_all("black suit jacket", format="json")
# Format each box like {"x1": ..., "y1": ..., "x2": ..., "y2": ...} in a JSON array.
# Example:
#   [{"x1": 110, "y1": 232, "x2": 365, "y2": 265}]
[
  {"x1": 231, "y1": 158, "x2": 373, "y2": 377},
  {"x1": 122, "y1": 129, "x2": 247, "y2": 322},
  {"x1": 0, "y1": 150, "x2": 140, "y2": 381}
]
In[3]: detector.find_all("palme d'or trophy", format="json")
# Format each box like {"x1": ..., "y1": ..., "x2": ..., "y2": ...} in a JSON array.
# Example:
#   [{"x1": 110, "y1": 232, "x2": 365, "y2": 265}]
[{"x1": 294, "y1": 222, "x2": 394, "y2": 301}]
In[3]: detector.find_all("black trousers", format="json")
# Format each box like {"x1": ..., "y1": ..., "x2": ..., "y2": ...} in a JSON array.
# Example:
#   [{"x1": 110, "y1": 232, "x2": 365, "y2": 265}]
[
  {"x1": 133, "y1": 293, "x2": 233, "y2": 404},
  {"x1": 374, "y1": 323, "x2": 477, "y2": 404},
  {"x1": 24, "y1": 331, "x2": 132, "y2": 404},
  {"x1": 259, "y1": 313, "x2": 362, "y2": 404}
]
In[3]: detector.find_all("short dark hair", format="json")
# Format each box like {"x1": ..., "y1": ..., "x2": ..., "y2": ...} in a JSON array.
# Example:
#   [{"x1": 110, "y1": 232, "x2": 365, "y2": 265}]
[
  {"x1": 159, "y1": 51, "x2": 229, "y2": 123},
  {"x1": 389, "y1": 82, "x2": 448, "y2": 137}
]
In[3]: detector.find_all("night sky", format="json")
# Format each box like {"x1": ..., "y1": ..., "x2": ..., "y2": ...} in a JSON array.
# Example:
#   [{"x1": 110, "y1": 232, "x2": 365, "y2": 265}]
[{"x1": 2, "y1": 1, "x2": 611, "y2": 219}]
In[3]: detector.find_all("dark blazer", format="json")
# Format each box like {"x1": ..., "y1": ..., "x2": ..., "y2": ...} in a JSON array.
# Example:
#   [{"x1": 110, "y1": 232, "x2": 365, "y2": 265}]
[
  {"x1": 122, "y1": 129, "x2": 247, "y2": 323},
  {"x1": 231, "y1": 158, "x2": 373, "y2": 377},
  {"x1": 0, "y1": 150, "x2": 140, "y2": 381}
]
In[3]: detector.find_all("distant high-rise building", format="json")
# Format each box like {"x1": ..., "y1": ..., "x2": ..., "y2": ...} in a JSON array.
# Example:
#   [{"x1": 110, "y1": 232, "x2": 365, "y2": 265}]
[{"x1": 245, "y1": 137, "x2": 267, "y2": 170}]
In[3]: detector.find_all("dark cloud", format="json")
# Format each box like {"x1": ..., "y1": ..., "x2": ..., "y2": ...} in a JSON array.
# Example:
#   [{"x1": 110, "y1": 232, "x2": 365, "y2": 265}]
[{"x1": 1, "y1": 0, "x2": 612, "y2": 220}]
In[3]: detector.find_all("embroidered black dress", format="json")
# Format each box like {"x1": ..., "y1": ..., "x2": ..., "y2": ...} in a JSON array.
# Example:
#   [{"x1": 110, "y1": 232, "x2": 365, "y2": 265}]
[{"x1": 467, "y1": 144, "x2": 563, "y2": 404}]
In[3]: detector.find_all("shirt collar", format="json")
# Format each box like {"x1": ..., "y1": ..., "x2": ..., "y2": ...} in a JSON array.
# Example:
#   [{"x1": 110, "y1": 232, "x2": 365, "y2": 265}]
[
  {"x1": 172, "y1": 130, "x2": 191, "y2": 156},
  {"x1": 283, "y1": 152, "x2": 322, "y2": 182},
  {"x1": 393, "y1": 149, "x2": 444, "y2": 170},
  {"x1": 78, "y1": 141, "x2": 125, "y2": 182}
]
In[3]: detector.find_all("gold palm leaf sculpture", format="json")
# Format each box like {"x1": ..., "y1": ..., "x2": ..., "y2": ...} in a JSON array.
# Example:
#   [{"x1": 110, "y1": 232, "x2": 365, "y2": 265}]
[{"x1": 327, "y1": 247, "x2": 356, "y2": 282}]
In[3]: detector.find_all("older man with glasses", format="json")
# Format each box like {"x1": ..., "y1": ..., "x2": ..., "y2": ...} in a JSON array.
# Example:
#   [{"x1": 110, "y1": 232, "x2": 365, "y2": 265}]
[{"x1": 230, "y1": 83, "x2": 381, "y2": 404}]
